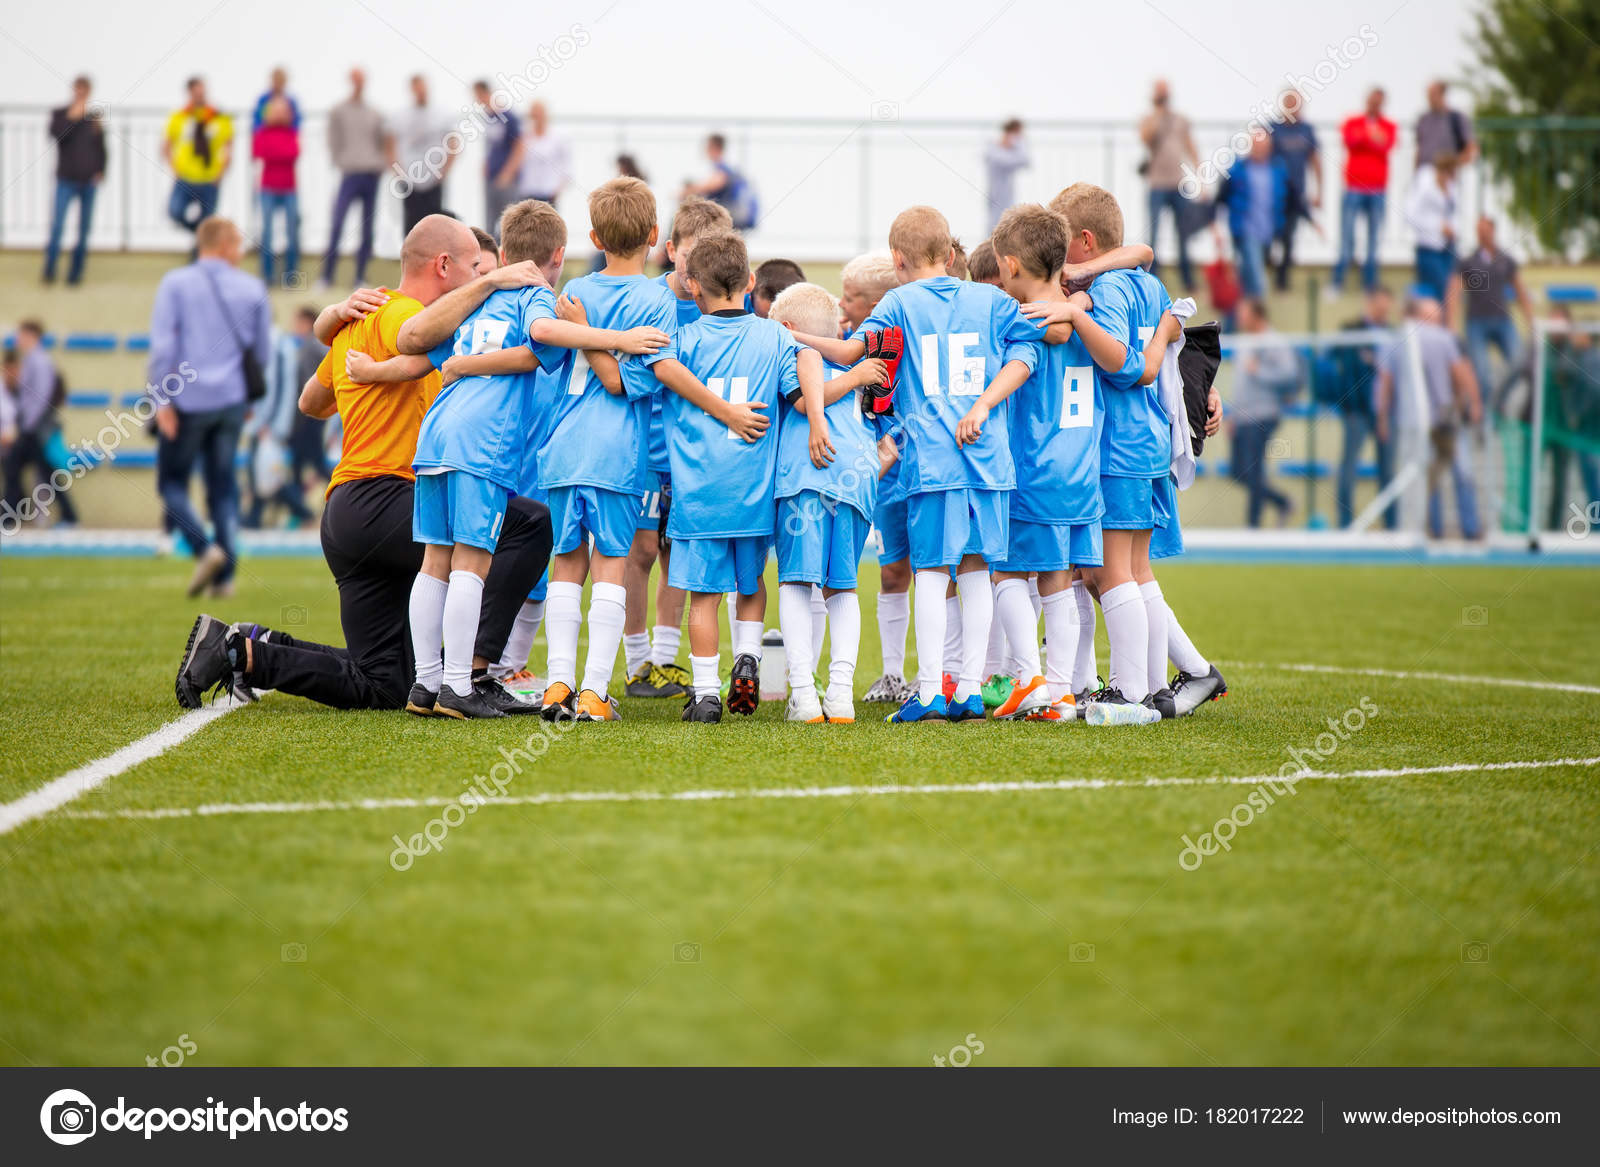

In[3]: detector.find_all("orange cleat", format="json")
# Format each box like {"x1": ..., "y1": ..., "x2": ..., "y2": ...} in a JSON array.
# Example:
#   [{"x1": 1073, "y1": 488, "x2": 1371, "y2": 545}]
[
  {"x1": 994, "y1": 675, "x2": 1051, "y2": 720},
  {"x1": 574, "y1": 688, "x2": 621, "y2": 722}
]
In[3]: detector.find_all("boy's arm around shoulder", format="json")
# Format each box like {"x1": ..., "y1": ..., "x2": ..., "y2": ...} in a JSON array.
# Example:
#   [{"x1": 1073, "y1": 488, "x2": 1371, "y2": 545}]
[{"x1": 652, "y1": 358, "x2": 770, "y2": 442}]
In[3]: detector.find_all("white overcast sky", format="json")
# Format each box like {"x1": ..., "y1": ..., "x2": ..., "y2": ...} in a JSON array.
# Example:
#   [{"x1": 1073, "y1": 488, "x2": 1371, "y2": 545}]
[{"x1": 2, "y1": 0, "x2": 1479, "y2": 123}]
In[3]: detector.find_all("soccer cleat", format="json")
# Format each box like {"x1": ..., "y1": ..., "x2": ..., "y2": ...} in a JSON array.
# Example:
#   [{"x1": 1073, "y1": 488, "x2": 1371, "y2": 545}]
[
  {"x1": 475, "y1": 673, "x2": 540, "y2": 715},
  {"x1": 941, "y1": 672, "x2": 958, "y2": 701},
  {"x1": 727, "y1": 653, "x2": 761, "y2": 715},
  {"x1": 946, "y1": 693, "x2": 987, "y2": 722},
  {"x1": 1144, "y1": 687, "x2": 1178, "y2": 720},
  {"x1": 786, "y1": 689, "x2": 825, "y2": 723},
  {"x1": 822, "y1": 690, "x2": 856, "y2": 724},
  {"x1": 574, "y1": 688, "x2": 622, "y2": 722},
  {"x1": 175, "y1": 613, "x2": 245, "y2": 709},
  {"x1": 625, "y1": 661, "x2": 679, "y2": 698},
  {"x1": 405, "y1": 684, "x2": 440, "y2": 717},
  {"x1": 539, "y1": 681, "x2": 577, "y2": 722},
  {"x1": 1074, "y1": 677, "x2": 1107, "y2": 720},
  {"x1": 1171, "y1": 665, "x2": 1228, "y2": 716},
  {"x1": 436, "y1": 684, "x2": 508, "y2": 720},
  {"x1": 682, "y1": 694, "x2": 723, "y2": 723},
  {"x1": 503, "y1": 668, "x2": 543, "y2": 702},
  {"x1": 1084, "y1": 687, "x2": 1162, "y2": 726},
  {"x1": 980, "y1": 674, "x2": 1017, "y2": 709},
  {"x1": 1025, "y1": 695, "x2": 1077, "y2": 722},
  {"x1": 993, "y1": 674, "x2": 1052, "y2": 720},
  {"x1": 656, "y1": 662, "x2": 692, "y2": 692},
  {"x1": 862, "y1": 673, "x2": 910, "y2": 703},
  {"x1": 885, "y1": 693, "x2": 949, "y2": 724}
]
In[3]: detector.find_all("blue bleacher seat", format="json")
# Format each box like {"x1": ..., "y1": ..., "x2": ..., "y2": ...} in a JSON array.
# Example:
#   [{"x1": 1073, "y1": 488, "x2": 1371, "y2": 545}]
[
  {"x1": 125, "y1": 335, "x2": 151, "y2": 351},
  {"x1": 1546, "y1": 285, "x2": 1598, "y2": 304},
  {"x1": 65, "y1": 392, "x2": 113, "y2": 409},
  {"x1": 63, "y1": 333, "x2": 119, "y2": 352}
]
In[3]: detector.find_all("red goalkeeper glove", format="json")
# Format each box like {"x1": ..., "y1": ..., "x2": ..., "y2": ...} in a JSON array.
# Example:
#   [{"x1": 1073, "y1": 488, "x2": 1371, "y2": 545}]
[{"x1": 858, "y1": 327, "x2": 904, "y2": 416}]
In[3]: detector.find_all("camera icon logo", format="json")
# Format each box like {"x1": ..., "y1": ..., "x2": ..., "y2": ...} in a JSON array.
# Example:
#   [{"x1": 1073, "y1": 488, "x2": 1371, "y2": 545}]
[
  {"x1": 673, "y1": 941, "x2": 701, "y2": 963},
  {"x1": 40, "y1": 1088, "x2": 96, "y2": 1145},
  {"x1": 1464, "y1": 269, "x2": 1489, "y2": 291},
  {"x1": 1069, "y1": 942, "x2": 1096, "y2": 963},
  {"x1": 1265, "y1": 437, "x2": 1291, "y2": 460},
  {"x1": 281, "y1": 941, "x2": 308, "y2": 963},
  {"x1": 1461, "y1": 605, "x2": 1489, "y2": 628},
  {"x1": 281, "y1": 604, "x2": 309, "y2": 626},
  {"x1": 869, "y1": 100, "x2": 901, "y2": 122},
  {"x1": 1461, "y1": 940, "x2": 1490, "y2": 964}
]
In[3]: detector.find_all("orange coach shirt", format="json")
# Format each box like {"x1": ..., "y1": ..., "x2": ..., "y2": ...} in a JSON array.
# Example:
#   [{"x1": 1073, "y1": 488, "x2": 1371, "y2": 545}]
[{"x1": 318, "y1": 292, "x2": 442, "y2": 495}]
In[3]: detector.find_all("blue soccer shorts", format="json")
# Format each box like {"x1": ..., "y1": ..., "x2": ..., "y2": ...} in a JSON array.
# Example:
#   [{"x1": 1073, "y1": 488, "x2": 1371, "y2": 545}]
[
  {"x1": 905, "y1": 487, "x2": 1008, "y2": 571},
  {"x1": 667, "y1": 534, "x2": 772, "y2": 595},
  {"x1": 413, "y1": 469, "x2": 509, "y2": 552},
  {"x1": 996, "y1": 518, "x2": 1103, "y2": 573},
  {"x1": 776, "y1": 491, "x2": 871, "y2": 589},
  {"x1": 546, "y1": 484, "x2": 638, "y2": 559},
  {"x1": 872, "y1": 494, "x2": 910, "y2": 566}
]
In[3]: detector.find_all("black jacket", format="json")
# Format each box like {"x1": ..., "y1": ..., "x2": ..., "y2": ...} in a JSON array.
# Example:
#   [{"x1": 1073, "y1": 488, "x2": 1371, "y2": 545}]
[{"x1": 50, "y1": 106, "x2": 107, "y2": 183}]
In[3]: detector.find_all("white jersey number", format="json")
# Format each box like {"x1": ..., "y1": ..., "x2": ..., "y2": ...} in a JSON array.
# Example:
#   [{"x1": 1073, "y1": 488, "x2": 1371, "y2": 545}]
[
  {"x1": 1059, "y1": 366, "x2": 1095, "y2": 430},
  {"x1": 564, "y1": 349, "x2": 592, "y2": 396},
  {"x1": 453, "y1": 317, "x2": 511, "y2": 357},
  {"x1": 709, "y1": 376, "x2": 751, "y2": 440},
  {"x1": 918, "y1": 333, "x2": 985, "y2": 398}
]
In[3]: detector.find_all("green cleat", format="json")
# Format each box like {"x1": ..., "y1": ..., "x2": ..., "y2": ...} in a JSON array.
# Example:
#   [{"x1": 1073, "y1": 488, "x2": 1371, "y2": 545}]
[{"x1": 980, "y1": 674, "x2": 1017, "y2": 710}]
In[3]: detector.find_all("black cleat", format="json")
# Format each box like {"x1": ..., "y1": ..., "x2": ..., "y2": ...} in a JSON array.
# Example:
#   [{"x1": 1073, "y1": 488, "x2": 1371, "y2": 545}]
[
  {"x1": 1171, "y1": 665, "x2": 1228, "y2": 716},
  {"x1": 176, "y1": 613, "x2": 245, "y2": 709},
  {"x1": 1145, "y1": 687, "x2": 1178, "y2": 720},
  {"x1": 435, "y1": 684, "x2": 508, "y2": 719},
  {"x1": 474, "y1": 673, "x2": 540, "y2": 715},
  {"x1": 405, "y1": 684, "x2": 440, "y2": 717},
  {"x1": 682, "y1": 694, "x2": 723, "y2": 723},
  {"x1": 727, "y1": 653, "x2": 760, "y2": 716},
  {"x1": 625, "y1": 662, "x2": 684, "y2": 698}
]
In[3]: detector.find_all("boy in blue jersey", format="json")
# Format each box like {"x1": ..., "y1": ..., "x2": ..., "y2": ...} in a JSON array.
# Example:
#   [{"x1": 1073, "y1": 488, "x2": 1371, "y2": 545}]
[
  {"x1": 769, "y1": 282, "x2": 890, "y2": 724},
  {"x1": 622, "y1": 197, "x2": 735, "y2": 699},
  {"x1": 652, "y1": 231, "x2": 820, "y2": 722}
]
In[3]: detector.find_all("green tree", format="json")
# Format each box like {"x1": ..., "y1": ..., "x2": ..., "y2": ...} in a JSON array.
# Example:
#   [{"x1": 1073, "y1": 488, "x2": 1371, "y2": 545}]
[{"x1": 1472, "y1": 0, "x2": 1600, "y2": 257}]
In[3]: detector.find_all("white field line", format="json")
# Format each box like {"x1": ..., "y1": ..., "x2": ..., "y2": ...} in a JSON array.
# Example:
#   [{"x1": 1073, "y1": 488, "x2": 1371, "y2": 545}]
[
  {"x1": 55, "y1": 757, "x2": 1600, "y2": 822},
  {"x1": 1227, "y1": 660, "x2": 1600, "y2": 697},
  {"x1": 0, "y1": 698, "x2": 250, "y2": 836}
]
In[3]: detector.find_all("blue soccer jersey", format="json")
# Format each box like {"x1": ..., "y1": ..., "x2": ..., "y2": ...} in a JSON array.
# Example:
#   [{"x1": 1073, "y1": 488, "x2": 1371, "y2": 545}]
[
  {"x1": 645, "y1": 273, "x2": 704, "y2": 475},
  {"x1": 858, "y1": 276, "x2": 1041, "y2": 495},
  {"x1": 1007, "y1": 322, "x2": 1104, "y2": 526},
  {"x1": 413, "y1": 286, "x2": 565, "y2": 492},
  {"x1": 663, "y1": 311, "x2": 799, "y2": 539},
  {"x1": 537, "y1": 273, "x2": 678, "y2": 496},
  {"x1": 1088, "y1": 268, "x2": 1169, "y2": 479},
  {"x1": 774, "y1": 358, "x2": 879, "y2": 522}
]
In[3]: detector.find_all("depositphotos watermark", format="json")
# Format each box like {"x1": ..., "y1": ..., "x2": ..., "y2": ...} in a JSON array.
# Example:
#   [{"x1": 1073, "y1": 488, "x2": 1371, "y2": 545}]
[
  {"x1": 1179, "y1": 697, "x2": 1380, "y2": 869},
  {"x1": 933, "y1": 1033, "x2": 985, "y2": 1067},
  {"x1": 40, "y1": 1089, "x2": 348, "y2": 1144}
]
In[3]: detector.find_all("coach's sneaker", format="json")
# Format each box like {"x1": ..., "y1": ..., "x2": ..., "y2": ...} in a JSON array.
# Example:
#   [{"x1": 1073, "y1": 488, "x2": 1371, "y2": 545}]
[
  {"x1": 436, "y1": 684, "x2": 508, "y2": 720},
  {"x1": 682, "y1": 694, "x2": 723, "y2": 723},
  {"x1": 539, "y1": 681, "x2": 577, "y2": 722},
  {"x1": 1144, "y1": 686, "x2": 1178, "y2": 720},
  {"x1": 475, "y1": 673, "x2": 540, "y2": 715},
  {"x1": 727, "y1": 653, "x2": 761, "y2": 716},
  {"x1": 405, "y1": 684, "x2": 440, "y2": 717},
  {"x1": 981, "y1": 674, "x2": 1017, "y2": 710},
  {"x1": 575, "y1": 688, "x2": 622, "y2": 722},
  {"x1": 862, "y1": 673, "x2": 909, "y2": 703},
  {"x1": 656, "y1": 663, "x2": 692, "y2": 695},
  {"x1": 993, "y1": 675, "x2": 1052, "y2": 720},
  {"x1": 886, "y1": 693, "x2": 948, "y2": 724},
  {"x1": 1085, "y1": 688, "x2": 1161, "y2": 726},
  {"x1": 175, "y1": 613, "x2": 245, "y2": 708},
  {"x1": 786, "y1": 689, "x2": 825, "y2": 723},
  {"x1": 1171, "y1": 665, "x2": 1228, "y2": 716},
  {"x1": 822, "y1": 689, "x2": 856, "y2": 724},
  {"x1": 946, "y1": 693, "x2": 987, "y2": 723}
]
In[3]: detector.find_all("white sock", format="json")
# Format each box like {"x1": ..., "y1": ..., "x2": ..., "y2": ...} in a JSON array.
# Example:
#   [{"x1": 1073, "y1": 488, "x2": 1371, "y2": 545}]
[
  {"x1": 984, "y1": 586, "x2": 1008, "y2": 678},
  {"x1": 942, "y1": 594, "x2": 962, "y2": 682},
  {"x1": 810, "y1": 586, "x2": 827, "y2": 671},
  {"x1": 914, "y1": 570, "x2": 949, "y2": 703},
  {"x1": 825, "y1": 590, "x2": 860, "y2": 698},
  {"x1": 732, "y1": 618, "x2": 764, "y2": 660},
  {"x1": 1071, "y1": 580, "x2": 1098, "y2": 692},
  {"x1": 441, "y1": 570, "x2": 484, "y2": 698},
  {"x1": 690, "y1": 653, "x2": 721, "y2": 699},
  {"x1": 623, "y1": 631, "x2": 651, "y2": 676},
  {"x1": 878, "y1": 590, "x2": 910, "y2": 677},
  {"x1": 544, "y1": 580, "x2": 583, "y2": 690},
  {"x1": 955, "y1": 569, "x2": 993, "y2": 700},
  {"x1": 994, "y1": 577, "x2": 1042, "y2": 680},
  {"x1": 778, "y1": 583, "x2": 817, "y2": 698},
  {"x1": 1025, "y1": 578, "x2": 1044, "y2": 675},
  {"x1": 1166, "y1": 601, "x2": 1209, "y2": 676},
  {"x1": 493, "y1": 599, "x2": 543, "y2": 678},
  {"x1": 1140, "y1": 581, "x2": 1169, "y2": 695},
  {"x1": 1041, "y1": 589, "x2": 1077, "y2": 700},
  {"x1": 1101, "y1": 581, "x2": 1149, "y2": 701},
  {"x1": 407, "y1": 572, "x2": 448, "y2": 692},
  {"x1": 579, "y1": 581, "x2": 627, "y2": 698},
  {"x1": 650, "y1": 623, "x2": 682, "y2": 668}
]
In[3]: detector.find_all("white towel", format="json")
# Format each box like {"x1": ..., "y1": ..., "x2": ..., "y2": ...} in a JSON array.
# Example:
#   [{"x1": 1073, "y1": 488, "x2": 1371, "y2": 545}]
[{"x1": 1160, "y1": 297, "x2": 1199, "y2": 490}]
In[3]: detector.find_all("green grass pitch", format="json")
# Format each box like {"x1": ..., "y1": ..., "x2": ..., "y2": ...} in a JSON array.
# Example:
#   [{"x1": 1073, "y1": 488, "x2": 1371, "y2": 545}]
[{"x1": 2, "y1": 555, "x2": 1598, "y2": 1066}]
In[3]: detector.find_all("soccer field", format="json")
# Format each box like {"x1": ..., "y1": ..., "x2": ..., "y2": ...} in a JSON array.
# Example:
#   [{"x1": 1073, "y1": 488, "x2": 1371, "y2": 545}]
[{"x1": 2, "y1": 555, "x2": 1598, "y2": 1066}]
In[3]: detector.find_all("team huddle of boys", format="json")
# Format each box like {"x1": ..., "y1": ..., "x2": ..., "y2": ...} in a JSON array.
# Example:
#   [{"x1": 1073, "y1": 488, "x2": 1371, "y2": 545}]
[{"x1": 385, "y1": 176, "x2": 1228, "y2": 725}]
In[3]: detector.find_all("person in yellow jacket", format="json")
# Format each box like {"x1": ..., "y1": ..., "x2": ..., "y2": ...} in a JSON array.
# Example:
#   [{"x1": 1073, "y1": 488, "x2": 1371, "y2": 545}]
[{"x1": 164, "y1": 77, "x2": 233, "y2": 244}]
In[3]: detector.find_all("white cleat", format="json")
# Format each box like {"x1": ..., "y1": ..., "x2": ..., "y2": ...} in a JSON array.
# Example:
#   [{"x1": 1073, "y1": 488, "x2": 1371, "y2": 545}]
[
  {"x1": 786, "y1": 690, "x2": 826, "y2": 723},
  {"x1": 822, "y1": 690, "x2": 855, "y2": 723}
]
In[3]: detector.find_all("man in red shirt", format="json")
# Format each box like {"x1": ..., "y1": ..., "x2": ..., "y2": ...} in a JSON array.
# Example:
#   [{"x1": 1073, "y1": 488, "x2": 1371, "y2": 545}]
[
  {"x1": 1331, "y1": 87, "x2": 1397, "y2": 294},
  {"x1": 253, "y1": 96, "x2": 300, "y2": 285}
]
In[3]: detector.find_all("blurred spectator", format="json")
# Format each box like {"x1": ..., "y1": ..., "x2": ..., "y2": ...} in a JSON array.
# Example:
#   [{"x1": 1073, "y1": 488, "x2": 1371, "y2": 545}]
[
  {"x1": 290, "y1": 305, "x2": 332, "y2": 491},
  {"x1": 148, "y1": 217, "x2": 271, "y2": 597},
  {"x1": 1139, "y1": 80, "x2": 1199, "y2": 290},
  {"x1": 684, "y1": 133, "x2": 758, "y2": 229},
  {"x1": 1226, "y1": 299, "x2": 1297, "y2": 527},
  {"x1": 246, "y1": 307, "x2": 316, "y2": 528},
  {"x1": 251, "y1": 67, "x2": 301, "y2": 130},
  {"x1": 1406, "y1": 150, "x2": 1459, "y2": 301},
  {"x1": 1333, "y1": 286, "x2": 1396, "y2": 529},
  {"x1": 616, "y1": 154, "x2": 647, "y2": 182},
  {"x1": 473, "y1": 81, "x2": 523, "y2": 234},
  {"x1": 253, "y1": 96, "x2": 301, "y2": 286},
  {"x1": 1216, "y1": 133, "x2": 1286, "y2": 300},
  {"x1": 3, "y1": 321, "x2": 77, "y2": 527},
  {"x1": 321, "y1": 69, "x2": 386, "y2": 287},
  {"x1": 42, "y1": 76, "x2": 105, "y2": 286},
  {"x1": 983, "y1": 118, "x2": 1029, "y2": 233},
  {"x1": 517, "y1": 101, "x2": 572, "y2": 208},
  {"x1": 1331, "y1": 88, "x2": 1396, "y2": 294},
  {"x1": 164, "y1": 78, "x2": 232, "y2": 242},
  {"x1": 1457, "y1": 217, "x2": 1533, "y2": 407},
  {"x1": 0, "y1": 352, "x2": 16, "y2": 474},
  {"x1": 1414, "y1": 80, "x2": 1476, "y2": 171},
  {"x1": 392, "y1": 75, "x2": 456, "y2": 234},
  {"x1": 1267, "y1": 89, "x2": 1320, "y2": 292},
  {"x1": 1544, "y1": 308, "x2": 1600, "y2": 531},
  {"x1": 1377, "y1": 295, "x2": 1483, "y2": 540}
]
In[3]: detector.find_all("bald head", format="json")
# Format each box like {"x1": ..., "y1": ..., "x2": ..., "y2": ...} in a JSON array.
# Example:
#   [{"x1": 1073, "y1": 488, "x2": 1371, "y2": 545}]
[{"x1": 400, "y1": 215, "x2": 480, "y2": 301}]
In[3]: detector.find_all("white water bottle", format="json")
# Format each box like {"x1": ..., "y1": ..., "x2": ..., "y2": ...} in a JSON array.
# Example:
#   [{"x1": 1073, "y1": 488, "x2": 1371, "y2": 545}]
[{"x1": 759, "y1": 629, "x2": 788, "y2": 701}]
